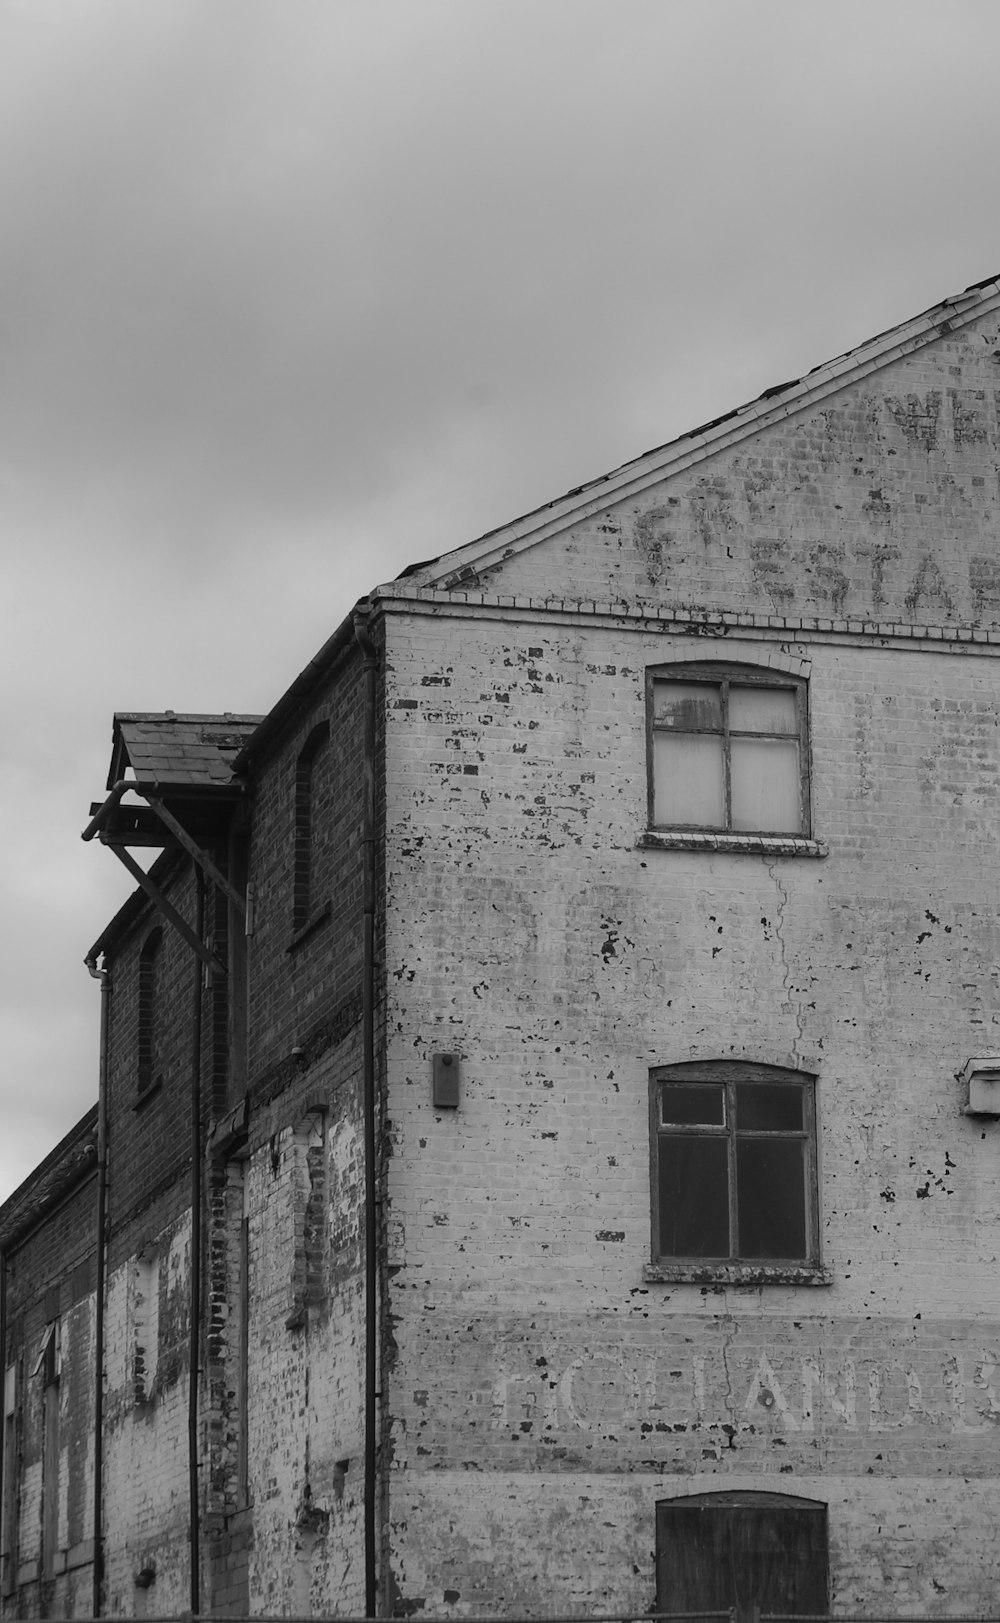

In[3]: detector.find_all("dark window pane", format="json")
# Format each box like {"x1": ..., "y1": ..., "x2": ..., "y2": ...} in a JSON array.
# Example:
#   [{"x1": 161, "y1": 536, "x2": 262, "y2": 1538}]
[
  {"x1": 661, "y1": 1082, "x2": 725, "y2": 1126},
  {"x1": 653, "y1": 680, "x2": 723, "y2": 731},
  {"x1": 737, "y1": 1140, "x2": 807, "y2": 1259},
  {"x1": 736, "y1": 1082, "x2": 803, "y2": 1131},
  {"x1": 659, "y1": 1137, "x2": 730, "y2": 1257}
]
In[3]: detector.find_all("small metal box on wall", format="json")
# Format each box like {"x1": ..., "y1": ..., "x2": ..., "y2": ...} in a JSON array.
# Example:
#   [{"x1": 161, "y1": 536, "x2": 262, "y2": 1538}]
[
  {"x1": 432, "y1": 1053, "x2": 461, "y2": 1109},
  {"x1": 959, "y1": 1057, "x2": 1000, "y2": 1117}
]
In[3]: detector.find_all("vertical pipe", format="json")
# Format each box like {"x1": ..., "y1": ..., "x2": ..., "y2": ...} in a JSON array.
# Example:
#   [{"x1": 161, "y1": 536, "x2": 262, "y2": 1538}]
[
  {"x1": 87, "y1": 958, "x2": 111, "y2": 1617},
  {"x1": 0, "y1": 1228, "x2": 6, "y2": 1600},
  {"x1": 188, "y1": 868, "x2": 205, "y2": 1617},
  {"x1": 353, "y1": 610, "x2": 378, "y2": 1618}
]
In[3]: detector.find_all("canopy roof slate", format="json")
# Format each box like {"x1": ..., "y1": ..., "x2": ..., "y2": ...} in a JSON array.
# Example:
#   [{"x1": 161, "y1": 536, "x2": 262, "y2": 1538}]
[{"x1": 108, "y1": 712, "x2": 263, "y2": 791}]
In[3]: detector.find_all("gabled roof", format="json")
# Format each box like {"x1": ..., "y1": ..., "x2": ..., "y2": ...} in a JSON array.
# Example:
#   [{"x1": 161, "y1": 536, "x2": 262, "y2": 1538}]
[
  {"x1": 398, "y1": 272, "x2": 1000, "y2": 591},
  {"x1": 231, "y1": 271, "x2": 1000, "y2": 780},
  {"x1": 108, "y1": 712, "x2": 263, "y2": 791}
]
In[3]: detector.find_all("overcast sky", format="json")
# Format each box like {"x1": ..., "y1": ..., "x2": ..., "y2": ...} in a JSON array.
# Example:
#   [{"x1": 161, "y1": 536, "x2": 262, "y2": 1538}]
[{"x1": 2, "y1": 0, "x2": 1000, "y2": 1204}]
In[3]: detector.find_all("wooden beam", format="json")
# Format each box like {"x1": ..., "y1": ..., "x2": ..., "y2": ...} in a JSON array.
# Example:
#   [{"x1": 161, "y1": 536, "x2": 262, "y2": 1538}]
[
  {"x1": 145, "y1": 798, "x2": 246, "y2": 915},
  {"x1": 105, "y1": 844, "x2": 225, "y2": 978}
]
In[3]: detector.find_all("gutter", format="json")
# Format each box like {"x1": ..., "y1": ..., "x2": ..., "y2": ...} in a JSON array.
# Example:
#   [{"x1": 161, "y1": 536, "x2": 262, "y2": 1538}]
[
  {"x1": 234, "y1": 606, "x2": 363, "y2": 775},
  {"x1": 352, "y1": 608, "x2": 379, "y2": 1618}
]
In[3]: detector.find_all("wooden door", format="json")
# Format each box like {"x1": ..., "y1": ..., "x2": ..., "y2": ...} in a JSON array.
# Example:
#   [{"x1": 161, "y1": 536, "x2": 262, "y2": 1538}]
[{"x1": 656, "y1": 1492, "x2": 828, "y2": 1622}]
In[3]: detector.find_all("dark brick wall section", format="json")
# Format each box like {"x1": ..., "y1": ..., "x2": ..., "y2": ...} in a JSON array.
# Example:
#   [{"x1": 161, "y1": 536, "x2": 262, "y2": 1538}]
[
  {"x1": 247, "y1": 646, "x2": 368, "y2": 1090},
  {"x1": 3, "y1": 1172, "x2": 97, "y2": 1616}
]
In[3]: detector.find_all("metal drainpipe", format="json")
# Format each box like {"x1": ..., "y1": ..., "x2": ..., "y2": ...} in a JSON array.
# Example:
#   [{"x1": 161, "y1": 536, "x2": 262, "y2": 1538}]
[
  {"x1": 85, "y1": 954, "x2": 111, "y2": 1618},
  {"x1": 0, "y1": 1224, "x2": 6, "y2": 1596},
  {"x1": 352, "y1": 609, "x2": 379, "y2": 1618},
  {"x1": 188, "y1": 867, "x2": 206, "y2": 1617}
]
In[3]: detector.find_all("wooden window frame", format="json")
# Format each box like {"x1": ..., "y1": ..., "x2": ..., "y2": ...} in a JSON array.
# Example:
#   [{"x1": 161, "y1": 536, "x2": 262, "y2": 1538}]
[
  {"x1": 646, "y1": 662, "x2": 811, "y2": 837},
  {"x1": 647, "y1": 1061, "x2": 827, "y2": 1286}
]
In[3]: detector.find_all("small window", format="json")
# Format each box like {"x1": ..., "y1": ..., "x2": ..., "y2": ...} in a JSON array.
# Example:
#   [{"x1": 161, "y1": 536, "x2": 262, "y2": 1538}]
[
  {"x1": 649, "y1": 1061, "x2": 821, "y2": 1281},
  {"x1": 649, "y1": 665, "x2": 809, "y2": 835}
]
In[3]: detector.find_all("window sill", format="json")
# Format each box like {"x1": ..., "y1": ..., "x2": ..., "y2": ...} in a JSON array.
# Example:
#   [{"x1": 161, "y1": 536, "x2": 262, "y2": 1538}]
[
  {"x1": 639, "y1": 830, "x2": 828, "y2": 858},
  {"x1": 134, "y1": 1077, "x2": 163, "y2": 1112},
  {"x1": 287, "y1": 900, "x2": 332, "y2": 953},
  {"x1": 644, "y1": 1261, "x2": 832, "y2": 1287}
]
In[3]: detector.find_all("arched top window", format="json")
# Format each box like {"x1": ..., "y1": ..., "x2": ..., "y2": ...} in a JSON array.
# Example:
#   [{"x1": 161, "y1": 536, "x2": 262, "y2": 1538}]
[
  {"x1": 647, "y1": 661, "x2": 810, "y2": 837},
  {"x1": 293, "y1": 721, "x2": 330, "y2": 933},
  {"x1": 138, "y1": 926, "x2": 163, "y2": 1098},
  {"x1": 648, "y1": 1060, "x2": 824, "y2": 1284}
]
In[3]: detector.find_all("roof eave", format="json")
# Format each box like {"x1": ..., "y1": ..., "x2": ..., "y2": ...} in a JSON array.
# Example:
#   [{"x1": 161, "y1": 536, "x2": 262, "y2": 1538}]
[
  {"x1": 232, "y1": 603, "x2": 370, "y2": 773},
  {"x1": 0, "y1": 1105, "x2": 99, "y2": 1251}
]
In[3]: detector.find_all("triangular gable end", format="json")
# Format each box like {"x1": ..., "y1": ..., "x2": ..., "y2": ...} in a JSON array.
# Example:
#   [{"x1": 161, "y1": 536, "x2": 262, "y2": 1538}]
[{"x1": 398, "y1": 276, "x2": 1000, "y2": 631}]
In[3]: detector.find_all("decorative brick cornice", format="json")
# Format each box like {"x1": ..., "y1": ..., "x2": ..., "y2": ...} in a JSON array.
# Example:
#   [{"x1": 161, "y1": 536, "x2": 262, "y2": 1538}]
[{"x1": 372, "y1": 583, "x2": 1000, "y2": 649}]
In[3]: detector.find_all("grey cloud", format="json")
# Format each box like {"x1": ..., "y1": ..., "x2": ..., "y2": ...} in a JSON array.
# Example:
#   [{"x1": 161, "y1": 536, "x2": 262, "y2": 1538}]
[{"x1": 3, "y1": 0, "x2": 1000, "y2": 1199}]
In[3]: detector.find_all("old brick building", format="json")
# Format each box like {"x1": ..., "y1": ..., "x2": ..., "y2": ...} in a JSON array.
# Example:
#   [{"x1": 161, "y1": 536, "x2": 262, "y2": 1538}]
[{"x1": 4, "y1": 274, "x2": 1000, "y2": 1618}]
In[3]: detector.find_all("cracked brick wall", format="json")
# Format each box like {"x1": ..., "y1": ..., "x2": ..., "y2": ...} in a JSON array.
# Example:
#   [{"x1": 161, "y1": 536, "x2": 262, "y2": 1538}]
[
  {"x1": 101, "y1": 1212, "x2": 194, "y2": 1617},
  {"x1": 463, "y1": 307, "x2": 1000, "y2": 637},
  {"x1": 378, "y1": 316, "x2": 1000, "y2": 1623},
  {"x1": 234, "y1": 648, "x2": 372, "y2": 1617}
]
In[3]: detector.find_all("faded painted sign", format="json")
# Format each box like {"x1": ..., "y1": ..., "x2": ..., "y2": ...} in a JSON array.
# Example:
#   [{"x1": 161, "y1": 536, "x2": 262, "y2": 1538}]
[{"x1": 402, "y1": 1313, "x2": 1000, "y2": 1477}]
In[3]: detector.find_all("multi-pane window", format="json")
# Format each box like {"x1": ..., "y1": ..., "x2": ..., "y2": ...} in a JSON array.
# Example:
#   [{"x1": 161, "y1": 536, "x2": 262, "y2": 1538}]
[
  {"x1": 649, "y1": 666, "x2": 808, "y2": 834},
  {"x1": 650, "y1": 1062, "x2": 819, "y2": 1267}
]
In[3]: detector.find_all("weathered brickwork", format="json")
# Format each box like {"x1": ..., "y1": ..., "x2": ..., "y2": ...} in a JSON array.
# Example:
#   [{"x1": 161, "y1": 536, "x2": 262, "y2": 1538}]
[
  {"x1": 101, "y1": 1212, "x2": 193, "y2": 1616},
  {"x1": 102, "y1": 860, "x2": 205, "y2": 1275},
  {"x1": 2, "y1": 1165, "x2": 97, "y2": 1619},
  {"x1": 243, "y1": 1096, "x2": 366, "y2": 1617},
  {"x1": 247, "y1": 650, "x2": 367, "y2": 1082},
  {"x1": 377, "y1": 598, "x2": 1000, "y2": 1612},
  {"x1": 377, "y1": 301, "x2": 1000, "y2": 1619},
  {"x1": 457, "y1": 308, "x2": 1000, "y2": 633},
  {"x1": 236, "y1": 648, "x2": 371, "y2": 1614},
  {"x1": 6, "y1": 282, "x2": 1000, "y2": 1618}
]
